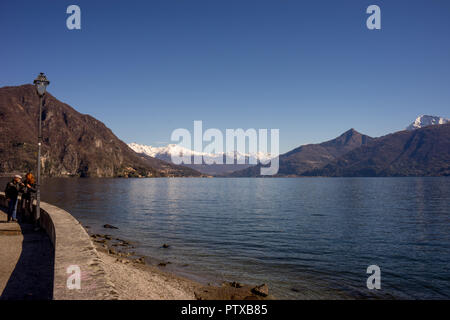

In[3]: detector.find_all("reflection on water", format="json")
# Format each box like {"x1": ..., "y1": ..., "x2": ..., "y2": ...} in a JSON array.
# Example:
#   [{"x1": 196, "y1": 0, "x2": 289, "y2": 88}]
[{"x1": 2, "y1": 177, "x2": 448, "y2": 299}]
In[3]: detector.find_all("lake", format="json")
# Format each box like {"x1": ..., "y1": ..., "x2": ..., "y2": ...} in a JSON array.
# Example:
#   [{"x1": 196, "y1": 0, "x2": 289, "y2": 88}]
[{"x1": 5, "y1": 177, "x2": 449, "y2": 299}]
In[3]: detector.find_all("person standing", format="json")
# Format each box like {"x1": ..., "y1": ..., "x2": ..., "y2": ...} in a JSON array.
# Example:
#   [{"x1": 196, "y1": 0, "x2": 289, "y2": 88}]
[
  {"x1": 4, "y1": 175, "x2": 24, "y2": 222},
  {"x1": 22, "y1": 172, "x2": 37, "y2": 223}
]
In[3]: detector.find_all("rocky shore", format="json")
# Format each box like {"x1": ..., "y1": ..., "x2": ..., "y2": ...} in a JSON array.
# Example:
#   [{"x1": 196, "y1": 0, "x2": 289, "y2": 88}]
[{"x1": 89, "y1": 231, "x2": 273, "y2": 300}]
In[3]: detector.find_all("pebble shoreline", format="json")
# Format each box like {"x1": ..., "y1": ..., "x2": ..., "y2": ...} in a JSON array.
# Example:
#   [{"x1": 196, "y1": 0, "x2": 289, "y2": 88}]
[{"x1": 88, "y1": 230, "x2": 273, "y2": 300}]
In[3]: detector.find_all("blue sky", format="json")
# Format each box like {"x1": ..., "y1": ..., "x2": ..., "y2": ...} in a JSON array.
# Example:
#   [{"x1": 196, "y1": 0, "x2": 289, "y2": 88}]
[{"x1": 1, "y1": 0, "x2": 449, "y2": 153}]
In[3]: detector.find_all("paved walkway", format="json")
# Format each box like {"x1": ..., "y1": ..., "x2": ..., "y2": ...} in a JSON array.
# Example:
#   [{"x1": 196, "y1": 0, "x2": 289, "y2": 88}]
[{"x1": 0, "y1": 209, "x2": 54, "y2": 300}]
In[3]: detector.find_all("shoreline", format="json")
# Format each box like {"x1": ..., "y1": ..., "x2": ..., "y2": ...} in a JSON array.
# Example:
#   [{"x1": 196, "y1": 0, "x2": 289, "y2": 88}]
[{"x1": 90, "y1": 232, "x2": 273, "y2": 300}]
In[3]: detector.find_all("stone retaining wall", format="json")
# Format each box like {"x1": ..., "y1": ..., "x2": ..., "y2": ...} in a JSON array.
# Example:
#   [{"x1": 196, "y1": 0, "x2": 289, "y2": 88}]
[{"x1": 0, "y1": 192, "x2": 118, "y2": 300}]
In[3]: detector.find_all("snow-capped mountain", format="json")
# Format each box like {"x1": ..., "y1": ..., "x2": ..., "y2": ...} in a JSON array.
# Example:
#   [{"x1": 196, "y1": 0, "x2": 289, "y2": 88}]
[
  {"x1": 128, "y1": 143, "x2": 273, "y2": 175},
  {"x1": 129, "y1": 143, "x2": 207, "y2": 160},
  {"x1": 129, "y1": 143, "x2": 272, "y2": 163},
  {"x1": 406, "y1": 115, "x2": 449, "y2": 131}
]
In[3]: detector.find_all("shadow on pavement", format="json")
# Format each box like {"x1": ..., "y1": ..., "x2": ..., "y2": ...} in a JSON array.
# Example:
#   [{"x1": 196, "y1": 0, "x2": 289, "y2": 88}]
[{"x1": 0, "y1": 210, "x2": 54, "y2": 300}]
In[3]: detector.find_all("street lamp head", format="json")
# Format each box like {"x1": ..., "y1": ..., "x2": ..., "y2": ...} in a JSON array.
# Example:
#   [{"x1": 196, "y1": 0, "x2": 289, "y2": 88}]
[{"x1": 33, "y1": 72, "x2": 50, "y2": 97}]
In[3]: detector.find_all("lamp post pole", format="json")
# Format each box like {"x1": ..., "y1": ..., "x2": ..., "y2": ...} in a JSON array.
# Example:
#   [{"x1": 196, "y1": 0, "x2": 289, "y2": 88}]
[
  {"x1": 33, "y1": 73, "x2": 50, "y2": 228},
  {"x1": 36, "y1": 94, "x2": 43, "y2": 224}
]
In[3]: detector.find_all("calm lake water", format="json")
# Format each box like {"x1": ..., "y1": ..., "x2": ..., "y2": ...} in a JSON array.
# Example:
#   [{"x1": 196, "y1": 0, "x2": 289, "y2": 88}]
[{"x1": 6, "y1": 177, "x2": 450, "y2": 299}]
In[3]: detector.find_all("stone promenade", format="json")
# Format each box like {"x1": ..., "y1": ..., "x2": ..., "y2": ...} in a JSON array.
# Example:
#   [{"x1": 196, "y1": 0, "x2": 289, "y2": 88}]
[{"x1": 0, "y1": 209, "x2": 54, "y2": 300}]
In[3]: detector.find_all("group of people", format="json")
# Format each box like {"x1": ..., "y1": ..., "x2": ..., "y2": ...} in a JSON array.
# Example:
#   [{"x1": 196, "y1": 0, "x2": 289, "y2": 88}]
[{"x1": 4, "y1": 173, "x2": 38, "y2": 225}]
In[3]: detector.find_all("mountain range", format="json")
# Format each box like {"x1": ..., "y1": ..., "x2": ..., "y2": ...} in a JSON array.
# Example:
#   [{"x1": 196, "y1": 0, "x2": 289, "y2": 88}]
[
  {"x1": 226, "y1": 129, "x2": 374, "y2": 177},
  {"x1": 227, "y1": 119, "x2": 450, "y2": 177},
  {"x1": 1, "y1": 84, "x2": 448, "y2": 178},
  {"x1": 0, "y1": 85, "x2": 201, "y2": 177},
  {"x1": 128, "y1": 143, "x2": 272, "y2": 175},
  {"x1": 305, "y1": 123, "x2": 450, "y2": 177},
  {"x1": 130, "y1": 115, "x2": 450, "y2": 177}
]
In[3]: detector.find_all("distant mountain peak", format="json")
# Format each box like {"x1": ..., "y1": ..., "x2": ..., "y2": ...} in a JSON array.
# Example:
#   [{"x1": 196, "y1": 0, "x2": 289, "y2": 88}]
[
  {"x1": 407, "y1": 115, "x2": 449, "y2": 131},
  {"x1": 327, "y1": 128, "x2": 370, "y2": 148},
  {"x1": 341, "y1": 128, "x2": 360, "y2": 136}
]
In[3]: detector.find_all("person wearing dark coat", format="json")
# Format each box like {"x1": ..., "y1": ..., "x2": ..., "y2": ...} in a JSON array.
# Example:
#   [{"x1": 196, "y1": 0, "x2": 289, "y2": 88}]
[{"x1": 4, "y1": 175, "x2": 24, "y2": 222}]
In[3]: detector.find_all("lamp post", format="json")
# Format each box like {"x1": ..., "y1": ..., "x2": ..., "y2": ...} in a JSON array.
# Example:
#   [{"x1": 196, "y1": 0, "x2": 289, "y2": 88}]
[{"x1": 33, "y1": 73, "x2": 50, "y2": 228}]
